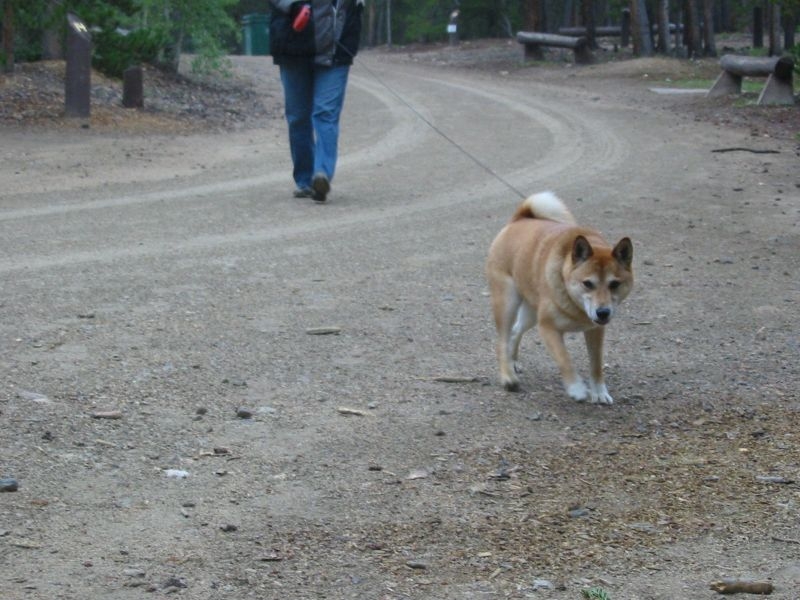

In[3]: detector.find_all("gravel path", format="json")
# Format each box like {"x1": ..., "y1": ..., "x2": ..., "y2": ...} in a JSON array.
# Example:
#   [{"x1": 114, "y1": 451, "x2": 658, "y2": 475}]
[{"x1": 1, "y1": 47, "x2": 799, "y2": 599}]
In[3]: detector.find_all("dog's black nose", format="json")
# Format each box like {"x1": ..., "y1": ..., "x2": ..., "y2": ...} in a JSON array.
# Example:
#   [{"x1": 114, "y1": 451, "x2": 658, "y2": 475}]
[{"x1": 595, "y1": 308, "x2": 611, "y2": 323}]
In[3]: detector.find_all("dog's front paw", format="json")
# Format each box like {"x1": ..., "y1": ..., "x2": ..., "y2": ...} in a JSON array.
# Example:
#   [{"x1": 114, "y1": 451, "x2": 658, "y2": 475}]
[
  {"x1": 566, "y1": 380, "x2": 588, "y2": 402},
  {"x1": 501, "y1": 375, "x2": 520, "y2": 392},
  {"x1": 588, "y1": 381, "x2": 614, "y2": 405}
]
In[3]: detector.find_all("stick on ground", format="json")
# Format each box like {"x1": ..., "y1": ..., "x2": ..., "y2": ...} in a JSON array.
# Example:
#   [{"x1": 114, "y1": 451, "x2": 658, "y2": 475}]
[{"x1": 710, "y1": 579, "x2": 774, "y2": 595}]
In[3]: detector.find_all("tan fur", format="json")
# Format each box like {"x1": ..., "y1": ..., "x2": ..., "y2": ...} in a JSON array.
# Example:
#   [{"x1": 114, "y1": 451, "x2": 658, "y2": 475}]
[{"x1": 486, "y1": 191, "x2": 633, "y2": 404}]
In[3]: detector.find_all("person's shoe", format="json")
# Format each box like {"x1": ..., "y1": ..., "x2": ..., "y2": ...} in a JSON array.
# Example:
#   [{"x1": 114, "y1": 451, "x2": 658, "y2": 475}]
[
  {"x1": 311, "y1": 173, "x2": 330, "y2": 203},
  {"x1": 293, "y1": 187, "x2": 313, "y2": 198}
]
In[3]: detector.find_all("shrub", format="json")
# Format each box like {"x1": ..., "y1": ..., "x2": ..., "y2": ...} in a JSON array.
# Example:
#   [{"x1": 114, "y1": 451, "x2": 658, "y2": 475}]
[{"x1": 92, "y1": 27, "x2": 168, "y2": 79}]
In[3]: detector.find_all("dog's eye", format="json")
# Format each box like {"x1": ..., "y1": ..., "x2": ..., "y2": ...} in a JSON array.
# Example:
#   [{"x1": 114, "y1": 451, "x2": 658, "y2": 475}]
[
  {"x1": 583, "y1": 280, "x2": 596, "y2": 290},
  {"x1": 609, "y1": 280, "x2": 621, "y2": 291}
]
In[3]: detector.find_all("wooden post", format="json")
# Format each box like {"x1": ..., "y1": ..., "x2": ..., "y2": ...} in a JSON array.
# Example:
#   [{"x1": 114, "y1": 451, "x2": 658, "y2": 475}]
[
  {"x1": 65, "y1": 13, "x2": 92, "y2": 118},
  {"x1": 123, "y1": 66, "x2": 143, "y2": 108}
]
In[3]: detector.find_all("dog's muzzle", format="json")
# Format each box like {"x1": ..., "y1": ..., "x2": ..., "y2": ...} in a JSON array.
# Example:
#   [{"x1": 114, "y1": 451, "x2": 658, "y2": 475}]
[{"x1": 594, "y1": 307, "x2": 612, "y2": 325}]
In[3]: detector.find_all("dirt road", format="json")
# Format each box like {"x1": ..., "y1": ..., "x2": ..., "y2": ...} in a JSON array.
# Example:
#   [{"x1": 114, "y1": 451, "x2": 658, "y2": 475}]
[{"x1": 1, "y1": 49, "x2": 799, "y2": 599}]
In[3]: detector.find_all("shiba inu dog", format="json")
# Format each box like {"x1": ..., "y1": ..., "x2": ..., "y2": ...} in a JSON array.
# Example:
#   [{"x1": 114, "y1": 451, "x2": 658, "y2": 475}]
[{"x1": 486, "y1": 191, "x2": 633, "y2": 404}]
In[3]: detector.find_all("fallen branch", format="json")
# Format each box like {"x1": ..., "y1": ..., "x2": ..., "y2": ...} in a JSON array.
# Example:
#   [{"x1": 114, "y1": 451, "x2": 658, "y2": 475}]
[
  {"x1": 711, "y1": 147, "x2": 780, "y2": 154},
  {"x1": 416, "y1": 375, "x2": 481, "y2": 383},
  {"x1": 771, "y1": 535, "x2": 800, "y2": 545},
  {"x1": 337, "y1": 406, "x2": 368, "y2": 416},
  {"x1": 90, "y1": 410, "x2": 123, "y2": 419},
  {"x1": 710, "y1": 579, "x2": 773, "y2": 595},
  {"x1": 305, "y1": 326, "x2": 341, "y2": 335}
]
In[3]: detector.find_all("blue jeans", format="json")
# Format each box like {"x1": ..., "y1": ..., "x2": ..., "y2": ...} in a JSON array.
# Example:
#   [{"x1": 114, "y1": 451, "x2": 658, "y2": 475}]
[{"x1": 279, "y1": 62, "x2": 351, "y2": 190}]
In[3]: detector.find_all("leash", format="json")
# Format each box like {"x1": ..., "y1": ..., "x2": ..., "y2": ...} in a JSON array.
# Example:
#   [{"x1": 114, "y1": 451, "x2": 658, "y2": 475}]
[{"x1": 338, "y1": 42, "x2": 528, "y2": 200}]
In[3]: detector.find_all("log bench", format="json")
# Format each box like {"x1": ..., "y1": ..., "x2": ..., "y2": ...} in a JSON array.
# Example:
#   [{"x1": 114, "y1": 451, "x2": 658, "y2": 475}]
[
  {"x1": 516, "y1": 31, "x2": 593, "y2": 64},
  {"x1": 557, "y1": 24, "x2": 681, "y2": 37},
  {"x1": 557, "y1": 26, "x2": 622, "y2": 38},
  {"x1": 708, "y1": 54, "x2": 795, "y2": 106}
]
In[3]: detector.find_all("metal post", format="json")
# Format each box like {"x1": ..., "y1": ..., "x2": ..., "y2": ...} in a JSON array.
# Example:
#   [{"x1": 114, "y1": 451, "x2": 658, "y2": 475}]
[
  {"x1": 448, "y1": 10, "x2": 460, "y2": 46},
  {"x1": 65, "y1": 13, "x2": 92, "y2": 119}
]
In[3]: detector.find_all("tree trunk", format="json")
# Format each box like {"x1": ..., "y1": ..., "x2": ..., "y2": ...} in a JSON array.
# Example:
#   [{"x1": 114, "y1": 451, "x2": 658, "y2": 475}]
[
  {"x1": 784, "y1": 12, "x2": 796, "y2": 50},
  {"x1": 621, "y1": 8, "x2": 631, "y2": 46},
  {"x1": 3, "y1": 0, "x2": 14, "y2": 74},
  {"x1": 582, "y1": 0, "x2": 597, "y2": 48},
  {"x1": 540, "y1": 0, "x2": 548, "y2": 33},
  {"x1": 630, "y1": 0, "x2": 653, "y2": 56},
  {"x1": 373, "y1": 0, "x2": 384, "y2": 45},
  {"x1": 42, "y1": 0, "x2": 63, "y2": 60},
  {"x1": 366, "y1": 0, "x2": 376, "y2": 47},
  {"x1": 523, "y1": 0, "x2": 540, "y2": 31},
  {"x1": 160, "y1": 13, "x2": 184, "y2": 74},
  {"x1": 767, "y1": 3, "x2": 781, "y2": 56},
  {"x1": 656, "y1": 0, "x2": 670, "y2": 53},
  {"x1": 386, "y1": 0, "x2": 391, "y2": 48},
  {"x1": 702, "y1": 0, "x2": 716, "y2": 56},
  {"x1": 718, "y1": 0, "x2": 731, "y2": 31},
  {"x1": 684, "y1": 0, "x2": 701, "y2": 57},
  {"x1": 596, "y1": 0, "x2": 608, "y2": 26},
  {"x1": 562, "y1": 0, "x2": 574, "y2": 28},
  {"x1": 171, "y1": 28, "x2": 184, "y2": 73},
  {"x1": 753, "y1": 5, "x2": 763, "y2": 48}
]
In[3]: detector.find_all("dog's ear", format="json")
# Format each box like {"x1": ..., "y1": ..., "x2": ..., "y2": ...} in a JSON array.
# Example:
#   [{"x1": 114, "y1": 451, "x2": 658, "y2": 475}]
[
  {"x1": 571, "y1": 235, "x2": 593, "y2": 265},
  {"x1": 612, "y1": 237, "x2": 633, "y2": 268}
]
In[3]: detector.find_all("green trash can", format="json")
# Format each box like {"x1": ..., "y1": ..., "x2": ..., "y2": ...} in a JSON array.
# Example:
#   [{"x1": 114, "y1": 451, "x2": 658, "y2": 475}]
[{"x1": 242, "y1": 13, "x2": 270, "y2": 56}]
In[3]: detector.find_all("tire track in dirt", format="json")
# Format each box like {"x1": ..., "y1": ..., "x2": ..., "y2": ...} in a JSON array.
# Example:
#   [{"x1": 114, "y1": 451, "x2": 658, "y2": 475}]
[{"x1": 391, "y1": 68, "x2": 628, "y2": 189}]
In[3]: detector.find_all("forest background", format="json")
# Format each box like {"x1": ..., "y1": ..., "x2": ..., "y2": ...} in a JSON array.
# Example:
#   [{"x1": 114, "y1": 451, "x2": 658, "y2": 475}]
[{"x1": 1, "y1": 0, "x2": 798, "y2": 80}]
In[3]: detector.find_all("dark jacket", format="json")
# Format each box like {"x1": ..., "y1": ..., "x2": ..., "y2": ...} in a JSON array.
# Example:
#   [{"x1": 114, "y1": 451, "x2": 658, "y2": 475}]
[{"x1": 269, "y1": 0, "x2": 363, "y2": 67}]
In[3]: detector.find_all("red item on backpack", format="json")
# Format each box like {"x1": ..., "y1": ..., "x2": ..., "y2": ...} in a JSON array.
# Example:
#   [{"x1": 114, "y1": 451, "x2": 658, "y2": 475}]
[{"x1": 292, "y1": 4, "x2": 311, "y2": 32}]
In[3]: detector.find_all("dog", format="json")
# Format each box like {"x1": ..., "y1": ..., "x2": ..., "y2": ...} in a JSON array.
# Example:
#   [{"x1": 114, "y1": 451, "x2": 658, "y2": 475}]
[{"x1": 486, "y1": 191, "x2": 633, "y2": 404}]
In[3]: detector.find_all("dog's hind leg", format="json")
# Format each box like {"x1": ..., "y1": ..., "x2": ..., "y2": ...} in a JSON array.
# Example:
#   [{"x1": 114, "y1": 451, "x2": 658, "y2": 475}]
[
  {"x1": 584, "y1": 327, "x2": 613, "y2": 404},
  {"x1": 510, "y1": 301, "x2": 536, "y2": 373},
  {"x1": 489, "y1": 274, "x2": 523, "y2": 391}
]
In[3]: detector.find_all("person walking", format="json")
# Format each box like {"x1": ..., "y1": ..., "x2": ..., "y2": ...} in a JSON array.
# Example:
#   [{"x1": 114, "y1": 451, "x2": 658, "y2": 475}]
[{"x1": 269, "y1": 0, "x2": 364, "y2": 203}]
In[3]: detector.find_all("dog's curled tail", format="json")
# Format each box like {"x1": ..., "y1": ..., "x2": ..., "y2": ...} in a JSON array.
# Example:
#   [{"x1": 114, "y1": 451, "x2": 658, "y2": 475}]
[{"x1": 510, "y1": 191, "x2": 576, "y2": 225}]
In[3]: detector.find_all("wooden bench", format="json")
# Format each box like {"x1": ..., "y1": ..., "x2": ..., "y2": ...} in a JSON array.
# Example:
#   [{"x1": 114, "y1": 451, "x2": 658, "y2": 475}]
[
  {"x1": 708, "y1": 54, "x2": 795, "y2": 106},
  {"x1": 516, "y1": 31, "x2": 593, "y2": 64}
]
